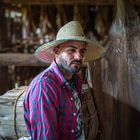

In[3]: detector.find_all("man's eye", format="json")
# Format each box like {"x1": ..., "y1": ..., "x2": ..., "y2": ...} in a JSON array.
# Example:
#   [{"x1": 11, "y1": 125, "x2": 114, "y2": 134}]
[
  {"x1": 81, "y1": 50, "x2": 86, "y2": 54},
  {"x1": 68, "y1": 49, "x2": 76, "y2": 53}
]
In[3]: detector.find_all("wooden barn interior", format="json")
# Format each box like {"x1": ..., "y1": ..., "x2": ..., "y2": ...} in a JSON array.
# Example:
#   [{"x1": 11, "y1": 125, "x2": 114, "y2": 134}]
[{"x1": 0, "y1": 0, "x2": 140, "y2": 139}]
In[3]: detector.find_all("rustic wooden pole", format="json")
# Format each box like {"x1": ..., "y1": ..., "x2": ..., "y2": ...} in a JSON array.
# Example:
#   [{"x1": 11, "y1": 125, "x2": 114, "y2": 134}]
[
  {"x1": 0, "y1": 3, "x2": 7, "y2": 50},
  {"x1": 0, "y1": 66, "x2": 9, "y2": 95}
]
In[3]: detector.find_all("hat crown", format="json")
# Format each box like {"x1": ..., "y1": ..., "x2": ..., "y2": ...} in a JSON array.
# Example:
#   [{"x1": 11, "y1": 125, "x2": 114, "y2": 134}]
[{"x1": 56, "y1": 21, "x2": 85, "y2": 40}]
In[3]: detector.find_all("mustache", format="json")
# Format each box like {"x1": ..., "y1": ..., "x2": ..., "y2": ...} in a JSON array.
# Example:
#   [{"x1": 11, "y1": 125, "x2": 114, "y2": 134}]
[{"x1": 70, "y1": 60, "x2": 82, "y2": 64}]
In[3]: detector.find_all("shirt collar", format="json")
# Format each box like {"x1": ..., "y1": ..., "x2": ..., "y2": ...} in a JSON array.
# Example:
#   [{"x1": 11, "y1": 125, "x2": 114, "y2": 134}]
[
  {"x1": 49, "y1": 60, "x2": 67, "y2": 86},
  {"x1": 49, "y1": 60, "x2": 82, "y2": 91}
]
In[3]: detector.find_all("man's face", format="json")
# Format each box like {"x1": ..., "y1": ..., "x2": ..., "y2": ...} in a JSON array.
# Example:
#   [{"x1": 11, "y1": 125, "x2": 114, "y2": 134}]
[{"x1": 55, "y1": 40, "x2": 87, "y2": 74}]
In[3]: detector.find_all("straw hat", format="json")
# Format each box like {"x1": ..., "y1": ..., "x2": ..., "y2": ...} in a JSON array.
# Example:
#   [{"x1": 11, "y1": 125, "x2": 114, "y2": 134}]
[{"x1": 35, "y1": 21, "x2": 105, "y2": 63}]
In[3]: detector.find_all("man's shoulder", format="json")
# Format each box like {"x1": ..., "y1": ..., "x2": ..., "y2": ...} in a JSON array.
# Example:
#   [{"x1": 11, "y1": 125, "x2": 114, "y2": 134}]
[
  {"x1": 25, "y1": 68, "x2": 59, "y2": 96},
  {"x1": 31, "y1": 67, "x2": 57, "y2": 85}
]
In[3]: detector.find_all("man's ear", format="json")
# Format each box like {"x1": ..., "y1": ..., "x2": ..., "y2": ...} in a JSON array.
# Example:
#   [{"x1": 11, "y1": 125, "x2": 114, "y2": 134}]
[{"x1": 53, "y1": 46, "x2": 60, "y2": 55}]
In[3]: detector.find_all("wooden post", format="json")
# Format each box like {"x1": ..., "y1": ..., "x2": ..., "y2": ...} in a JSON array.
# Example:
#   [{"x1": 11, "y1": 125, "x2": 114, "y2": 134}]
[
  {"x1": 0, "y1": 3, "x2": 7, "y2": 50},
  {"x1": 88, "y1": 56, "x2": 140, "y2": 140},
  {"x1": 0, "y1": 66, "x2": 9, "y2": 95}
]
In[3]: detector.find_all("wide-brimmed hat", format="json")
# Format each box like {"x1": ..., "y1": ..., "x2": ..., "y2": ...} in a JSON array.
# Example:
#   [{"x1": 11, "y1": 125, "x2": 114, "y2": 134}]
[{"x1": 35, "y1": 21, "x2": 105, "y2": 63}]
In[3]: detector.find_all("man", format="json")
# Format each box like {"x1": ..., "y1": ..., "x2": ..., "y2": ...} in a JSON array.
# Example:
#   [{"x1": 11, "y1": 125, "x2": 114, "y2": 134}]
[{"x1": 24, "y1": 21, "x2": 105, "y2": 140}]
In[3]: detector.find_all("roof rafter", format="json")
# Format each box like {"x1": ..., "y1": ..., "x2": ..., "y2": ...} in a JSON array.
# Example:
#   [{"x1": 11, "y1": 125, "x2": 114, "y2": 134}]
[{"x1": 1, "y1": 0, "x2": 140, "y2": 5}]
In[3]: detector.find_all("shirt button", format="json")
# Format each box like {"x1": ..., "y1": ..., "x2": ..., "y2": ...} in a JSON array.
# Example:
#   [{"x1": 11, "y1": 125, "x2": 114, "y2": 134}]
[
  {"x1": 73, "y1": 113, "x2": 76, "y2": 116},
  {"x1": 71, "y1": 130, "x2": 74, "y2": 133},
  {"x1": 70, "y1": 98, "x2": 73, "y2": 100}
]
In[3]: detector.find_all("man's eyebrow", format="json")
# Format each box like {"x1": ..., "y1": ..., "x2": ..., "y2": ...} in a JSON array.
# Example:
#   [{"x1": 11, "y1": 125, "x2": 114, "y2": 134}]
[
  {"x1": 67, "y1": 45, "x2": 77, "y2": 49},
  {"x1": 81, "y1": 48, "x2": 87, "y2": 51}
]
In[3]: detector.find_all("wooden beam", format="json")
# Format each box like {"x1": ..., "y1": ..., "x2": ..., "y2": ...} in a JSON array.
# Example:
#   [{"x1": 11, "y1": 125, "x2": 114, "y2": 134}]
[
  {"x1": 1, "y1": 0, "x2": 140, "y2": 5},
  {"x1": 0, "y1": 53, "x2": 48, "y2": 66},
  {"x1": 0, "y1": 53, "x2": 88, "y2": 67}
]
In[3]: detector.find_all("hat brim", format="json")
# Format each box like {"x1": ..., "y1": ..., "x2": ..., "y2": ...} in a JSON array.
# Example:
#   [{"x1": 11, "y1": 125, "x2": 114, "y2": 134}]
[{"x1": 35, "y1": 37, "x2": 106, "y2": 64}]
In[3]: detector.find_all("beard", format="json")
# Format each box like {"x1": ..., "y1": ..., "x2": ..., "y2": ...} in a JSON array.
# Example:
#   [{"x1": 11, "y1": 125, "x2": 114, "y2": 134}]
[{"x1": 58, "y1": 56, "x2": 82, "y2": 74}]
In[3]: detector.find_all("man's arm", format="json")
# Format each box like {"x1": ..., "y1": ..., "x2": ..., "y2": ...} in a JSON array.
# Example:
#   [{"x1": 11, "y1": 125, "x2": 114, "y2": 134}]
[{"x1": 24, "y1": 79, "x2": 59, "y2": 140}]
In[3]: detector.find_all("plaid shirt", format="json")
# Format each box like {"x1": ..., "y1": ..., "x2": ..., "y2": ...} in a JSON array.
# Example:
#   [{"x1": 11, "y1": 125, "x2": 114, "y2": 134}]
[{"x1": 24, "y1": 61, "x2": 83, "y2": 140}]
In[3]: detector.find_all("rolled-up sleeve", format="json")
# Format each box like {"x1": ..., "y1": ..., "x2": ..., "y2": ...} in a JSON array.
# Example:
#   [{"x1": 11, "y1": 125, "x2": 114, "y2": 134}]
[{"x1": 24, "y1": 79, "x2": 59, "y2": 140}]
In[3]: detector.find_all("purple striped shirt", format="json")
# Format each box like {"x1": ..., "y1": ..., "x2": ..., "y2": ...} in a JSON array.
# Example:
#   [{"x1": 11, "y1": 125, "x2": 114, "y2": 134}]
[{"x1": 23, "y1": 61, "x2": 83, "y2": 140}]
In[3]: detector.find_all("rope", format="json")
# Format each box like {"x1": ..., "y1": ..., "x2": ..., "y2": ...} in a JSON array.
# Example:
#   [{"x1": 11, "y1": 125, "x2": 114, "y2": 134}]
[{"x1": 13, "y1": 88, "x2": 26, "y2": 139}]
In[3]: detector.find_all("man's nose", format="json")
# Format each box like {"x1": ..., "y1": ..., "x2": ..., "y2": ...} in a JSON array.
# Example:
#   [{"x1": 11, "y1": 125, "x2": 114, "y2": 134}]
[{"x1": 74, "y1": 52, "x2": 83, "y2": 60}]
